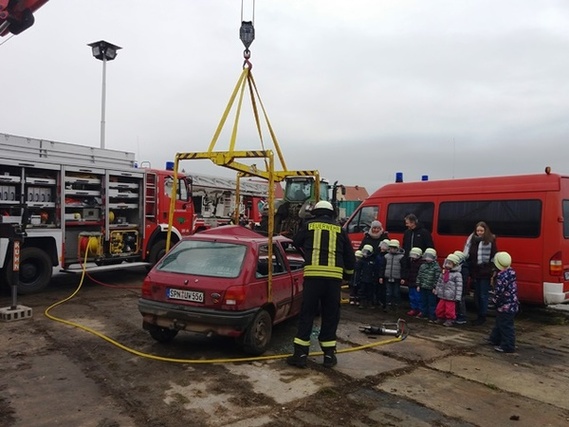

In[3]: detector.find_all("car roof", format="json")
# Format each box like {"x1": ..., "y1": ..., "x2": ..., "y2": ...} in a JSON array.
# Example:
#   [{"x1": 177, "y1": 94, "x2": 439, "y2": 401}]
[{"x1": 184, "y1": 225, "x2": 292, "y2": 245}]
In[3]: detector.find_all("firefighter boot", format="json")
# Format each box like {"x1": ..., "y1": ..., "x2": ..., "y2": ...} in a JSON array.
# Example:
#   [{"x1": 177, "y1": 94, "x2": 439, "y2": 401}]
[
  {"x1": 286, "y1": 344, "x2": 309, "y2": 368},
  {"x1": 322, "y1": 347, "x2": 337, "y2": 368}
]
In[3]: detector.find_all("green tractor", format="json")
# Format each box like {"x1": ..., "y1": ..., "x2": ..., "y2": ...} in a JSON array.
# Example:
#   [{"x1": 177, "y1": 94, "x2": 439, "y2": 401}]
[{"x1": 268, "y1": 177, "x2": 344, "y2": 237}]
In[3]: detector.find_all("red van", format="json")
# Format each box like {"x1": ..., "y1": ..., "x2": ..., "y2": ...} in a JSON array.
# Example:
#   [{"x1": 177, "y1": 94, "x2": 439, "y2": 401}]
[{"x1": 344, "y1": 170, "x2": 569, "y2": 306}]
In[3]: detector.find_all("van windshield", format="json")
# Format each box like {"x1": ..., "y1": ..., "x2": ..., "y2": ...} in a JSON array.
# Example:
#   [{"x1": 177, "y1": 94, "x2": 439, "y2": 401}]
[{"x1": 346, "y1": 205, "x2": 379, "y2": 233}]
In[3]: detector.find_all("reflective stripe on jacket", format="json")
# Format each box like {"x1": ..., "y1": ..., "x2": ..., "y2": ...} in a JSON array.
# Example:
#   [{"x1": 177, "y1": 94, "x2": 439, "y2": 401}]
[{"x1": 293, "y1": 216, "x2": 355, "y2": 280}]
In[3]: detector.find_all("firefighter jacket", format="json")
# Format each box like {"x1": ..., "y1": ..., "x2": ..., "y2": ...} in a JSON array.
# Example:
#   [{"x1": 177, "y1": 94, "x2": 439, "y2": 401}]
[{"x1": 293, "y1": 215, "x2": 355, "y2": 281}]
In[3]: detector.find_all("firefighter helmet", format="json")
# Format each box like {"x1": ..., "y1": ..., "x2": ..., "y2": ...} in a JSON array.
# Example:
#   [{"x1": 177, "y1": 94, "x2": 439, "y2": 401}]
[
  {"x1": 312, "y1": 200, "x2": 334, "y2": 215},
  {"x1": 409, "y1": 247, "x2": 423, "y2": 259},
  {"x1": 423, "y1": 248, "x2": 437, "y2": 260},
  {"x1": 493, "y1": 252, "x2": 512, "y2": 271},
  {"x1": 445, "y1": 253, "x2": 461, "y2": 266},
  {"x1": 453, "y1": 250, "x2": 466, "y2": 263},
  {"x1": 388, "y1": 239, "x2": 400, "y2": 248}
]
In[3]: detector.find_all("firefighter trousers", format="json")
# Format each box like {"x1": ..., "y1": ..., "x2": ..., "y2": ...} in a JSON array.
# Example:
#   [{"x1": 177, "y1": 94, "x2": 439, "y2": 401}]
[{"x1": 294, "y1": 277, "x2": 342, "y2": 347}]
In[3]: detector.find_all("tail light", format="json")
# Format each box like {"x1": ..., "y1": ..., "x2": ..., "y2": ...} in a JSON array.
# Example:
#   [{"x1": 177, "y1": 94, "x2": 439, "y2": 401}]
[
  {"x1": 141, "y1": 276, "x2": 153, "y2": 297},
  {"x1": 549, "y1": 251, "x2": 563, "y2": 277},
  {"x1": 223, "y1": 285, "x2": 247, "y2": 309}
]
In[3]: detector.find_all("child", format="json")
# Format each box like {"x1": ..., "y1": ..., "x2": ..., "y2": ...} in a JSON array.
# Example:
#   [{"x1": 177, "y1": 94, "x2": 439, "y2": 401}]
[
  {"x1": 375, "y1": 239, "x2": 390, "y2": 310},
  {"x1": 379, "y1": 239, "x2": 406, "y2": 311},
  {"x1": 416, "y1": 248, "x2": 441, "y2": 322},
  {"x1": 488, "y1": 252, "x2": 519, "y2": 353},
  {"x1": 356, "y1": 245, "x2": 378, "y2": 309},
  {"x1": 349, "y1": 250, "x2": 363, "y2": 305},
  {"x1": 434, "y1": 254, "x2": 463, "y2": 327},
  {"x1": 406, "y1": 247, "x2": 424, "y2": 316},
  {"x1": 453, "y1": 250, "x2": 469, "y2": 325}
]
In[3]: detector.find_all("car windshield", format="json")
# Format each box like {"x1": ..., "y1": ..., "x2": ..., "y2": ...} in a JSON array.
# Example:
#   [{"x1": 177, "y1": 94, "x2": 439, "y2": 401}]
[{"x1": 156, "y1": 240, "x2": 247, "y2": 278}]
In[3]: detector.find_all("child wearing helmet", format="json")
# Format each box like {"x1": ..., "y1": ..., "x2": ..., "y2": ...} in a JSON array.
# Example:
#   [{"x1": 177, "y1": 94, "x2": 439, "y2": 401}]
[
  {"x1": 356, "y1": 244, "x2": 380, "y2": 309},
  {"x1": 406, "y1": 247, "x2": 424, "y2": 317},
  {"x1": 434, "y1": 254, "x2": 463, "y2": 327},
  {"x1": 349, "y1": 250, "x2": 364, "y2": 305},
  {"x1": 488, "y1": 252, "x2": 519, "y2": 353},
  {"x1": 453, "y1": 250, "x2": 469, "y2": 325},
  {"x1": 416, "y1": 248, "x2": 441, "y2": 321},
  {"x1": 374, "y1": 238, "x2": 390, "y2": 309},
  {"x1": 378, "y1": 239, "x2": 407, "y2": 311}
]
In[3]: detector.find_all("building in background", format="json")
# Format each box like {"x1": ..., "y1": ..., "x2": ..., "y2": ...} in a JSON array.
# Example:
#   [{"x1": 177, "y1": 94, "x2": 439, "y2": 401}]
[{"x1": 336, "y1": 185, "x2": 369, "y2": 220}]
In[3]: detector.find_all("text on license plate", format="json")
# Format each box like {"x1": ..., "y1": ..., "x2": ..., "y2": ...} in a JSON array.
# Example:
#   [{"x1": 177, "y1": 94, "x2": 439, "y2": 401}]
[{"x1": 167, "y1": 288, "x2": 204, "y2": 303}]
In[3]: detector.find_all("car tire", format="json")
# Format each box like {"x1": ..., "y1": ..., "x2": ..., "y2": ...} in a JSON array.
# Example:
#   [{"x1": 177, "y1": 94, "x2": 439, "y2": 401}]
[
  {"x1": 148, "y1": 325, "x2": 178, "y2": 343},
  {"x1": 239, "y1": 309, "x2": 272, "y2": 356}
]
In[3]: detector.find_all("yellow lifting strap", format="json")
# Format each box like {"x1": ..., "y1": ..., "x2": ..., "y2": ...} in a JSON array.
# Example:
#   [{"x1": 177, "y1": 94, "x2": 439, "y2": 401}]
[{"x1": 206, "y1": 67, "x2": 288, "y2": 172}]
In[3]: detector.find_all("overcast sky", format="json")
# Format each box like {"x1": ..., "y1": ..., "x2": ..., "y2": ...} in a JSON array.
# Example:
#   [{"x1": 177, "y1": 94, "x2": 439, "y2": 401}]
[{"x1": 2, "y1": 0, "x2": 569, "y2": 194}]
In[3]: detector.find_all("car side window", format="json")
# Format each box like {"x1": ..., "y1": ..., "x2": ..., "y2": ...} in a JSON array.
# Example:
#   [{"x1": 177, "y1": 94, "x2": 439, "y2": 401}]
[{"x1": 256, "y1": 244, "x2": 286, "y2": 277}]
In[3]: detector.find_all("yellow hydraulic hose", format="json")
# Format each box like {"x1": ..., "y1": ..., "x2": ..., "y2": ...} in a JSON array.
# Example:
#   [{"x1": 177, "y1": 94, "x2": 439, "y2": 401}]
[{"x1": 44, "y1": 238, "x2": 405, "y2": 364}]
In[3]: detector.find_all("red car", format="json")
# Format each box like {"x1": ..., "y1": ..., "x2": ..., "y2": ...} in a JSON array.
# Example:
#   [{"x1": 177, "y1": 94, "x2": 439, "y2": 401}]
[{"x1": 138, "y1": 225, "x2": 305, "y2": 355}]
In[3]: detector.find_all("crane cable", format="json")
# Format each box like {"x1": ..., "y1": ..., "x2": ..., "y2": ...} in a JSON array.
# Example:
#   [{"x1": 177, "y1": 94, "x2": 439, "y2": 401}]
[
  {"x1": 0, "y1": 33, "x2": 14, "y2": 47},
  {"x1": 208, "y1": 3, "x2": 288, "y2": 174}
]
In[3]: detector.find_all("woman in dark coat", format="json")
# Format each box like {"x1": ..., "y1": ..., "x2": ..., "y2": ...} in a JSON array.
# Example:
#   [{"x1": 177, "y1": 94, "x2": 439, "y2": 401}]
[{"x1": 464, "y1": 221, "x2": 497, "y2": 325}]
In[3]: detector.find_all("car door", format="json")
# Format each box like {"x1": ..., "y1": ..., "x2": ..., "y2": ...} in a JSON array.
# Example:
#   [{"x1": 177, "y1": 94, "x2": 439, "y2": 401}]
[{"x1": 256, "y1": 243, "x2": 295, "y2": 323}]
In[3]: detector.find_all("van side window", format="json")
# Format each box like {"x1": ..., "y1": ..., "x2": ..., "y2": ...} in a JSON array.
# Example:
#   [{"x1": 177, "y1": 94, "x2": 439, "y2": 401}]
[
  {"x1": 438, "y1": 200, "x2": 542, "y2": 237},
  {"x1": 564, "y1": 200, "x2": 569, "y2": 238},
  {"x1": 386, "y1": 203, "x2": 434, "y2": 233},
  {"x1": 346, "y1": 206, "x2": 379, "y2": 233}
]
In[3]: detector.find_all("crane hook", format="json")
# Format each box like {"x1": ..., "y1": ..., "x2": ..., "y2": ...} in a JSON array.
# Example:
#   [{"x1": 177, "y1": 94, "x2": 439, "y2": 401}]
[
  {"x1": 240, "y1": 20, "x2": 255, "y2": 50},
  {"x1": 240, "y1": 21, "x2": 254, "y2": 68}
]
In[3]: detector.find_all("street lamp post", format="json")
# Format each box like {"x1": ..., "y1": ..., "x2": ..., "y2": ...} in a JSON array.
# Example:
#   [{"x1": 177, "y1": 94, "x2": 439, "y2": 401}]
[{"x1": 87, "y1": 40, "x2": 122, "y2": 150}]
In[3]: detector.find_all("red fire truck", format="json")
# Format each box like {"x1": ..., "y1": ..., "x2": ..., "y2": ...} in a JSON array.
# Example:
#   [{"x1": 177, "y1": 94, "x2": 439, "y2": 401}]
[{"x1": 0, "y1": 132, "x2": 195, "y2": 294}]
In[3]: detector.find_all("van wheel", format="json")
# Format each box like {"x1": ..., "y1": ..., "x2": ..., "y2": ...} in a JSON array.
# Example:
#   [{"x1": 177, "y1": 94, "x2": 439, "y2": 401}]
[
  {"x1": 239, "y1": 309, "x2": 272, "y2": 356},
  {"x1": 148, "y1": 325, "x2": 178, "y2": 343},
  {"x1": 5, "y1": 247, "x2": 52, "y2": 294}
]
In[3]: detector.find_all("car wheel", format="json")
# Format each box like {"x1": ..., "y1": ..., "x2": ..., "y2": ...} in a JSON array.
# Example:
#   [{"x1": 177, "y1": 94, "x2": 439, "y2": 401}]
[
  {"x1": 148, "y1": 325, "x2": 178, "y2": 343},
  {"x1": 240, "y1": 309, "x2": 272, "y2": 356}
]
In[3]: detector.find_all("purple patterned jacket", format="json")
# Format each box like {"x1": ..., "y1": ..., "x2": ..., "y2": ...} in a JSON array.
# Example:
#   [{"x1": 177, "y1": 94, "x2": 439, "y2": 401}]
[{"x1": 493, "y1": 267, "x2": 520, "y2": 313}]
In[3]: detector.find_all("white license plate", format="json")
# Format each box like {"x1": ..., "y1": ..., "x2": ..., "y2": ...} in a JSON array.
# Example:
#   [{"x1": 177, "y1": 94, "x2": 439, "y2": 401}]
[
  {"x1": 167, "y1": 288, "x2": 204, "y2": 303},
  {"x1": 565, "y1": 271, "x2": 569, "y2": 281}
]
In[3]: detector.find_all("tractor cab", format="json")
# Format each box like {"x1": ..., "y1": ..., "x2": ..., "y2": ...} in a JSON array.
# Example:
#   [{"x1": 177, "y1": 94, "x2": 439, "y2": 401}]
[{"x1": 272, "y1": 177, "x2": 332, "y2": 237}]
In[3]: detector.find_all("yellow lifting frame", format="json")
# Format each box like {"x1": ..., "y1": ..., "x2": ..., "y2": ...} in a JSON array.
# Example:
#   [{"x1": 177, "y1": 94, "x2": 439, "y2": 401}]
[{"x1": 166, "y1": 67, "x2": 322, "y2": 303}]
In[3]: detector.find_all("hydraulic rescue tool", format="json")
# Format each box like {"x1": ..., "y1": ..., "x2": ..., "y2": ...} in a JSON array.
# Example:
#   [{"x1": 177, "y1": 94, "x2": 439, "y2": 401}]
[{"x1": 359, "y1": 318, "x2": 409, "y2": 340}]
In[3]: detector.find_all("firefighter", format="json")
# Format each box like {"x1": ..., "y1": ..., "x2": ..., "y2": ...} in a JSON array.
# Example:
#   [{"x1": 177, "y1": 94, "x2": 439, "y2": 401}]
[{"x1": 287, "y1": 201, "x2": 356, "y2": 368}]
